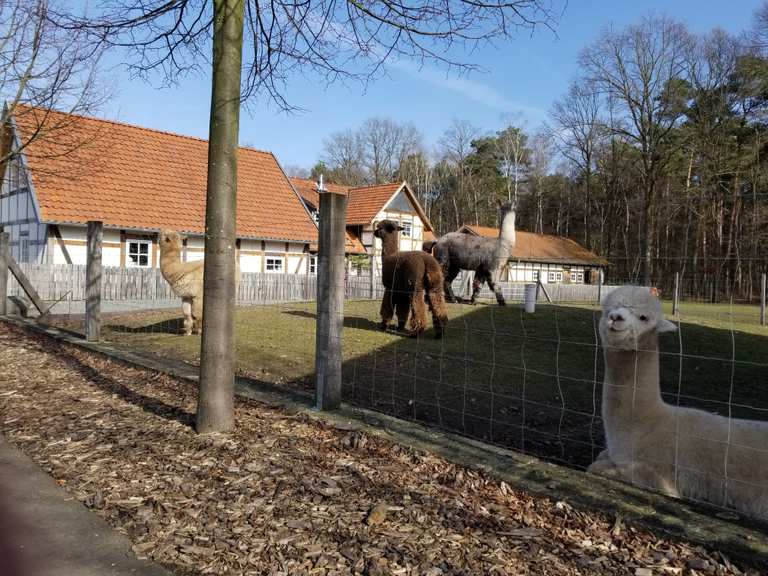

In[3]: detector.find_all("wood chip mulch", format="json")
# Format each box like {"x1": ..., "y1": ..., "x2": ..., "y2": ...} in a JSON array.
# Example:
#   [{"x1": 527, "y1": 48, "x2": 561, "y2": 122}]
[{"x1": 0, "y1": 322, "x2": 757, "y2": 576}]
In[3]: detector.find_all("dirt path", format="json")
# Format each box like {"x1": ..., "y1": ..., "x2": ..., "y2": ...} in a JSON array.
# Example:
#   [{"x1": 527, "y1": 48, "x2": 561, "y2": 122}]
[{"x1": 0, "y1": 322, "x2": 755, "y2": 575}]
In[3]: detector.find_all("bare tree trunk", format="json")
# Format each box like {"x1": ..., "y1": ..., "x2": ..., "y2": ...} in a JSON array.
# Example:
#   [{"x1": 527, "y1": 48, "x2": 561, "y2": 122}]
[
  {"x1": 197, "y1": 0, "x2": 245, "y2": 434},
  {"x1": 639, "y1": 179, "x2": 654, "y2": 286}
]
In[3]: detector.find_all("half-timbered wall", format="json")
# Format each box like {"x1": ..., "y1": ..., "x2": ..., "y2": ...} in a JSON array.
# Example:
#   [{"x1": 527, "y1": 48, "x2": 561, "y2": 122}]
[{"x1": 0, "y1": 149, "x2": 46, "y2": 264}]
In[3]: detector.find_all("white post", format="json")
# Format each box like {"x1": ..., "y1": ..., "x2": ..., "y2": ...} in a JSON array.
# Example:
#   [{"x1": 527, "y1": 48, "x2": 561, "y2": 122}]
[{"x1": 524, "y1": 283, "x2": 536, "y2": 313}]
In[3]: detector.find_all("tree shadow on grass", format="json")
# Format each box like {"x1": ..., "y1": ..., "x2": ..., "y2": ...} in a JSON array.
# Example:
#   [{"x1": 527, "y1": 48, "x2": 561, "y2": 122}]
[
  {"x1": 107, "y1": 317, "x2": 185, "y2": 335},
  {"x1": 47, "y1": 345, "x2": 195, "y2": 429},
  {"x1": 340, "y1": 301, "x2": 768, "y2": 472},
  {"x1": 282, "y1": 309, "x2": 382, "y2": 332}
]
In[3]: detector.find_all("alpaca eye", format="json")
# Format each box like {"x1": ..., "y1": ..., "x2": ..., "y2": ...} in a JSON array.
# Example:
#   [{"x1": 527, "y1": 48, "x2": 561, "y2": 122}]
[{"x1": 639, "y1": 315, "x2": 648, "y2": 322}]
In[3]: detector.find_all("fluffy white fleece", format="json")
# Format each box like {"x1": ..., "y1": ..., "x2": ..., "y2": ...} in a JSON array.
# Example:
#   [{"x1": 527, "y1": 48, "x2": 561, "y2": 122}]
[{"x1": 589, "y1": 285, "x2": 768, "y2": 521}]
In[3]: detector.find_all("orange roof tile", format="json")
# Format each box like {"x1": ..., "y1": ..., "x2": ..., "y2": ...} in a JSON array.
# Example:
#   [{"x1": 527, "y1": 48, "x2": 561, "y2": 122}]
[
  {"x1": 11, "y1": 106, "x2": 317, "y2": 243},
  {"x1": 290, "y1": 177, "x2": 350, "y2": 210},
  {"x1": 346, "y1": 182, "x2": 403, "y2": 225},
  {"x1": 345, "y1": 228, "x2": 367, "y2": 254},
  {"x1": 459, "y1": 225, "x2": 608, "y2": 266}
]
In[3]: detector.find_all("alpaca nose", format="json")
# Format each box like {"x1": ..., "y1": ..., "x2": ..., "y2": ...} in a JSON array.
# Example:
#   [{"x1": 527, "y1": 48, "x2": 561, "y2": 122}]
[{"x1": 608, "y1": 311, "x2": 624, "y2": 323}]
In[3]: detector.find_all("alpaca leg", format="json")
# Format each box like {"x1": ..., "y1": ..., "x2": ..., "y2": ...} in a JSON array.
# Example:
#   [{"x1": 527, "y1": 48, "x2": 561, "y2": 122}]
[
  {"x1": 395, "y1": 293, "x2": 410, "y2": 332},
  {"x1": 380, "y1": 289, "x2": 395, "y2": 330},
  {"x1": 410, "y1": 288, "x2": 427, "y2": 335},
  {"x1": 587, "y1": 450, "x2": 616, "y2": 475},
  {"x1": 444, "y1": 266, "x2": 460, "y2": 303},
  {"x1": 470, "y1": 271, "x2": 487, "y2": 304},
  {"x1": 192, "y1": 297, "x2": 203, "y2": 335},
  {"x1": 486, "y1": 271, "x2": 506, "y2": 306},
  {"x1": 181, "y1": 298, "x2": 193, "y2": 336},
  {"x1": 425, "y1": 286, "x2": 448, "y2": 339}
]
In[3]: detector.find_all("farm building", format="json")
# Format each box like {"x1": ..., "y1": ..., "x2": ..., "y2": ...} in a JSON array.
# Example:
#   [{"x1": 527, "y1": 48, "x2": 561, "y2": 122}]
[
  {"x1": 457, "y1": 224, "x2": 608, "y2": 284},
  {"x1": 0, "y1": 106, "x2": 318, "y2": 274},
  {"x1": 290, "y1": 177, "x2": 436, "y2": 273}
]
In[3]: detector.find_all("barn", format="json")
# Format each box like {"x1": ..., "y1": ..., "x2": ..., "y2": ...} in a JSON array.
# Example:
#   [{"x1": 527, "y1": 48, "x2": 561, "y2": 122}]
[
  {"x1": 0, "y1": 105, "x2": 317, "y2": 274},
  {"x1": 457, "y1": 224, "x2": 608, "y2": 284}
]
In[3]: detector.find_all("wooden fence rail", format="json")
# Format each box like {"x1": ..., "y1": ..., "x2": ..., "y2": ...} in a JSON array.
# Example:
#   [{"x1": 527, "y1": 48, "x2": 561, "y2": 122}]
[{"x1": 6, "y1": 263, "x2": 616, "y2": 310}]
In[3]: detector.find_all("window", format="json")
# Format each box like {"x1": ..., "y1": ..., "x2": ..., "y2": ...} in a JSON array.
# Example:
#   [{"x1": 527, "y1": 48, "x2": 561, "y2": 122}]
[
  {"x1": 532, "y1": 270, "x2": 540, "y2": 282},
  {"x1": 127, "y1": 240, "x2": 151, "y2": 267},
  {"x1": 309, "y1": 255, "x2": 317, "y2": 274},
  {"x1": 266, "y1": 256, "x2": 284, "y2": 273},
  {"x1": 548, "y1": 271, "x2": 564, "y2": 283},
  {"x1": 401, "y1": 221, "x2": 412, "y2": 238},
  {"x1": 572, "y1": 271, "x2": 584, "y2": 284},
  {"x1": 19, "y1": 231, "x2": 29, "y2": 263}
]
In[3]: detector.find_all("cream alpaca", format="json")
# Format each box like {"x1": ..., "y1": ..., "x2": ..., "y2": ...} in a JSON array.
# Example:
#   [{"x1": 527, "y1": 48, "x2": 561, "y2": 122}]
[
  {"x1": 590, "y1": 285, "x2": 768, "y2": 520},
  {"x1": 159, "y1": 230, "x2": 205, "y2": 335},
  {"x1": 158, "y1": 230, "x2": 241, "y2": 335}
]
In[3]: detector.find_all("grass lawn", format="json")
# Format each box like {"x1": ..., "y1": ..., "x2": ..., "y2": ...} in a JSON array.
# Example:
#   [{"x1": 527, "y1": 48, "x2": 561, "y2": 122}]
[{"x1": 57, "y1": 297, "x2": 768, "y2": 469}]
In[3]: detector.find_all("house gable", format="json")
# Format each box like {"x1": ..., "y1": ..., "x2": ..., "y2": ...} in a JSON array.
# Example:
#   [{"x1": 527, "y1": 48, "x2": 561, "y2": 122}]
[{"x1": 385, "y1": 190, "x2": 416, "y2": 213}]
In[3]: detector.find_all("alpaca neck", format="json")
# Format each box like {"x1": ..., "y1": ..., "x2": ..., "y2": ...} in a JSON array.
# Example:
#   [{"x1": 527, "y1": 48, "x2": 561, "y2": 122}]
[
  {"x1": 499, "y1": 209, "x2": 516, "y2": 245},
  {"x1": 160, "y1": 246, "x2": 182, "y2": 268},
  {"x1": 603, "y1": 334, "x2": 665, "y2": 425},
  {"x1": 379, "y1": 233, "x2": 399, "y2": 258}
]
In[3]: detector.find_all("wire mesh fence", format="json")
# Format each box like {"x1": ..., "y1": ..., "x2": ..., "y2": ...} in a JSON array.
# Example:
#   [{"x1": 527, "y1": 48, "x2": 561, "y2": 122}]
[{"x1": 5, "y1": 259, "x2": 768, "y2": 523}]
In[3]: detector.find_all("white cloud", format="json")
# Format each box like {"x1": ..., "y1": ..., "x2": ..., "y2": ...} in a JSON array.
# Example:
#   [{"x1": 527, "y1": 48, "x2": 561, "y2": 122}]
[{"x1": 390, "y1": 59, "x2": 547, "y2": 120}]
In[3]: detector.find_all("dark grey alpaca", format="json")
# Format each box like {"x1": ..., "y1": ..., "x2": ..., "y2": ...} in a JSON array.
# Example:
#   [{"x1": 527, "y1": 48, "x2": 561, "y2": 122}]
[{"x1": 432, "y1": 203, "x2": 516, "y2": 305}]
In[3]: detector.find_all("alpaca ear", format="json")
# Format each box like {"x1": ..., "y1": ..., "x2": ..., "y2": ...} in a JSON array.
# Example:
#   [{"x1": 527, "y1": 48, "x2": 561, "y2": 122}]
[
  {"x1": 397, "y1": 224, "x2": 405, "y2": 231},
  {"x1": 657, "y1": 318, "x2": 678, "y2": 333}
]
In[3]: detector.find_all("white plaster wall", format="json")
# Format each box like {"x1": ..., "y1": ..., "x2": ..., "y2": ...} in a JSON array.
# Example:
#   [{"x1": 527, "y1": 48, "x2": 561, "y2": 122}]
[
  {"x1": 103, "y1": 246, "x2": 121, "y2": 267},
  {"x1": 287, "y1": 254, "x2": 304, "y2": 274},
  {"x1": 239, "y1": 253, "x2": 262, "y2": 273}
]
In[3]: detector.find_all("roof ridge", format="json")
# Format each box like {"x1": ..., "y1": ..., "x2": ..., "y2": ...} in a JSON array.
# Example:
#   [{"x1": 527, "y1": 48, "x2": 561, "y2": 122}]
[{"x1": 15, "y1": 104, "x2": 273, "y2": 156}]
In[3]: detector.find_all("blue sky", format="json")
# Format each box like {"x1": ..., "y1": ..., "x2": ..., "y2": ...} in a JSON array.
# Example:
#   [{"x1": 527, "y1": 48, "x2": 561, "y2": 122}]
[{"x1": 100, "y1": 0, "x2": 763, "y2": 170}]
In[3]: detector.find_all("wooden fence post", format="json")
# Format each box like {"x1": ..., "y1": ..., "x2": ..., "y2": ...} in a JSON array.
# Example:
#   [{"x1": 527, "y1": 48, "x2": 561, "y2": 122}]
[
  {"x1": 85, "y1": 221, "x2": 103, "y2": 341},
  {"x1": 0, "y1": 232, "x2": 8, "y2": 316},
  {"x1": 315, "y1": 190, "x2": 348, "y2": 410},
  {"x1": 761, "y1": 273, "x2": 766, "y2": 327},
  {"x1": 673, "y1": 271, "x2": 680, "y2": 316}
]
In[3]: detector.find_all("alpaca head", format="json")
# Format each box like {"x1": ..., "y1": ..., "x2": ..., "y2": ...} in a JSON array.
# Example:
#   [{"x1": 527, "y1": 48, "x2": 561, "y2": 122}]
[
  {"x1": 159, "y1": 229, "x2": 184, "y2": 252},
  {"x1": 600, "y1": 286, "x2": 677, "y2": 350},
  {"x1": 373, "y1": 220, "x2": 403, "y2": 239}
]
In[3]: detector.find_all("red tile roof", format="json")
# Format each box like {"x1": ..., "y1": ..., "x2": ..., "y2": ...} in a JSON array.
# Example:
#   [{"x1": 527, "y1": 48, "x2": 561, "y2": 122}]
[
  {"x1": 345, "y1": 182, "x2": 403, "y2": 225},
  {"x1": 459, "y1": 225, "x2": 608, "y2": 266},
  {"x1": 11, "y1": 106, "x2": 317, "y2": 243},
  {"x1": 290, "y1": 177, "x2": 350, "y2": 210},
  {"x1": 345, "y1": 229, "x2": 367, "y2": 255},
  {"x1": 290, "y1": 177, "x2": 434, "y2": 252}
]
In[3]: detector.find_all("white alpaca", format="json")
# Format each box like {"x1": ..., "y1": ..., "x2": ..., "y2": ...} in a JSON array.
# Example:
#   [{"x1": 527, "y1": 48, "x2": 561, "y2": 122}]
[{"x1": 589, "y1": 285, "x2": 768, "y2": 520}]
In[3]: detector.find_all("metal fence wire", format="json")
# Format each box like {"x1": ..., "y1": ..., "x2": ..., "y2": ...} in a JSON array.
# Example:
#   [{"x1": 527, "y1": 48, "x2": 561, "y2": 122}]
[{"x1": 5, "y1": 257, "x2": 768, "y2": 524}]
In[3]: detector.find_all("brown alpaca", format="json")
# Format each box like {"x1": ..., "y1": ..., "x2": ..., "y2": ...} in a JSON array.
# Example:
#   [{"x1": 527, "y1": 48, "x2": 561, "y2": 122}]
[
  {"x1": 374, "y1": 220, "x2": 448, "y2": 338},
  {"x1": 159, "y1": 230, "x2": 205, "y2": 335}
]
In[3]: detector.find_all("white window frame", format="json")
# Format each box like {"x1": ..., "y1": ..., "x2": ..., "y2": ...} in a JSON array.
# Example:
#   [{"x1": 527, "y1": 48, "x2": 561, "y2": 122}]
[
  {"x1": 401, "y1": 221, "x2": 412, "y2": 238},
  {"x1": 572, "y1": 271, "x2": 584, "y2": 283},
  {"x1": 532, "y1": 270, "x2": 539, "y2": 282},
  {"x1": 309, "y1": 255, "x2": 317, "y2": 275},
  {"x1": 126, "y1": 239, "x2": 152, "y2": 268},
  {"x1": 266, "y1": 256, "x2": 284, "y2": 273},
  {"x1": 548, "y1": 271, "x2": 556, "y2": 283},
  {"x1": 556, "y1": 271, "x2": 563, "y2": 282}
]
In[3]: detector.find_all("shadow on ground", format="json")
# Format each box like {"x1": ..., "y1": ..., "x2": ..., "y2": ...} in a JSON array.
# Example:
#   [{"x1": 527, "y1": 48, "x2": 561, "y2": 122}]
[
  {"x1": 339, "y1": 302, "x2": 768, "y2": 470},
  {"x1": 47, "y1": 345, "x2": 195, "y2": 428}
]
